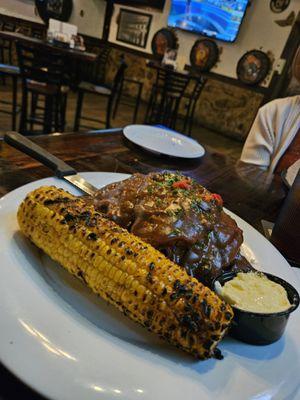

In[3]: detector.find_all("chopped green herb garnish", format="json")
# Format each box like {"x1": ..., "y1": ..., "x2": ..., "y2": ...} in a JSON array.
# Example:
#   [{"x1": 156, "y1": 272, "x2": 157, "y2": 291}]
[
  {"x1": 169, "y1": 228, "x2": 181, "y2": 236},
  {"x1": 174, "y1": 208, "x2": 183, "y2": 217}
]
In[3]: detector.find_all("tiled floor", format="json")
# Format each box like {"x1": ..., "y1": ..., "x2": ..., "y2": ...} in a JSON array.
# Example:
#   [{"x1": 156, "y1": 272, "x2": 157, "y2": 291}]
[{"x1": 0, "y1": 81, "x2": 243, "y2": 162}]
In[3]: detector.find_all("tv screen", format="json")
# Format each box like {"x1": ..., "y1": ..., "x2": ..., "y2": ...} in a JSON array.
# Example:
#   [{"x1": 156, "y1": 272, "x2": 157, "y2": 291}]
[{"x1": 168, "y1": 0, "x2": 249, "y2": 43}]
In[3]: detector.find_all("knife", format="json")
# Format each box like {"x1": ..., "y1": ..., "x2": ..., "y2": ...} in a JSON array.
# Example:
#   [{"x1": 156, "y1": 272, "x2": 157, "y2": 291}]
[{"x1": 4, "y1": 131, "x2": 98, "y2": 196}]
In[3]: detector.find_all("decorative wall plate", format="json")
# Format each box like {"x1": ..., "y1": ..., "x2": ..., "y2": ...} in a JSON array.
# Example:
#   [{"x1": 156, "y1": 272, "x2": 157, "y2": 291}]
[
  {"x1": 270, "y1": 0, "x2": 290, "y2": 13},
  {"x1": 35, "y1": 0, "x2": 73, "y2": 23},
  {"x1": 151, "y1": 28, "x2": 178, "y2": 58},
  {"x1": 236, "y1": 50, "x2": 271, "y2": 85},
  {"x1": 189, "y1": 39, "x2": 219, "y2": 72}
]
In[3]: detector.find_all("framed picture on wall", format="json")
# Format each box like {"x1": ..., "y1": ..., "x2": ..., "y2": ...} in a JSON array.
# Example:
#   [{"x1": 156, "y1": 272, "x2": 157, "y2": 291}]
[{"x1": 117, "y1": 8, "x2": 152, "y2": 48}]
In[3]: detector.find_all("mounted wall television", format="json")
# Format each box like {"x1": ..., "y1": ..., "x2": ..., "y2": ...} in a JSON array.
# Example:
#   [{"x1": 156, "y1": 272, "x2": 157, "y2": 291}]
[
  {"x1": 168, "y1": 0, "x2": 249, "y2": 43},
  {"x1": 114, "y1": 0, "x2": 166, "y2": 10}
]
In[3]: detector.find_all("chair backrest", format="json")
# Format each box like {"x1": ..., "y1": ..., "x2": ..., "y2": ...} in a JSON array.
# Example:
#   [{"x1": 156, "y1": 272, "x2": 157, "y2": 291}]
[
  {"x1": 77, "y1": 45, "x2": 111, "y2": 85},
  {"x1": 2, "y1": 22, "x2": 16, "y2": 32},
  {"x1": 93, "y1": 46, "x2": 111, "y2": 84},
  {"x1": 16, "y1": 42, "x2": 67, "y2": 87},
  {"x1": 159, "y1": 71, "x2": 190, "y2": 127},
  {"x1": 0, "y1": 21, "x2": 16, "y2": 65},
  {"x1": 164, "y1": 71, "x2": 190, "y2": 98},
  {"x1": 145, "y1": 68, "x2": 190, "y2": 127},
  {"x1": 111, "y1": 56, "x2": 128, "y2": 96},
  {"x1": 154, "y1": 67, "x2": 168, "y2": 88},
  {"x1": 190, "y1": 77, "x2": 206, "y2": 102}
]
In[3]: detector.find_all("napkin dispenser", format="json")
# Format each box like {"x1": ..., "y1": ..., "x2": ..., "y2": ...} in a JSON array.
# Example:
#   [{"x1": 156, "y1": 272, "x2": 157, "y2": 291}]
[{"x1": 47, "y1": 19, "x2": 78, "y2": 47}]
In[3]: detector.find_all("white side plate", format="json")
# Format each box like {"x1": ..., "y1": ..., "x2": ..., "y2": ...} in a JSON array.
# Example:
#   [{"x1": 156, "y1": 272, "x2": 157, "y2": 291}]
[
  {"x1": 123, "y1": 125, "x2": 205, "y2": 158},
  {"x1": 0, "y1": 172, "x2": 299, "y2": 400}
]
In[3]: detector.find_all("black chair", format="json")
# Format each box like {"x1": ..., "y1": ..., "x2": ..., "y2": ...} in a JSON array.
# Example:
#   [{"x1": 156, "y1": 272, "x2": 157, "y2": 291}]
[
  {"x1": 16, "y1": 42, "x2": 69, "y2": 135},
  {"x1": 74, "y1": 57, "x2": 127, "y2": 130},
  {"x1": 112, "y1": 77, "x2": 143, "y2": 124},
  {"x1": 180, "y1": 77, "x2": 206, "y2": 136},
  {"x1": 0, "y1": 23, "x2": 20, "y2": 130},
  {"x1": 145, "y1": 68, "x2": 190, "y2": 129}
]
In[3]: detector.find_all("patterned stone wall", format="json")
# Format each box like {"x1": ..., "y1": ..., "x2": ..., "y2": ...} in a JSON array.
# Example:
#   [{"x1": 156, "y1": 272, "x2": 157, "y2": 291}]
[
  {"x1": 105, "y1": 48, "x2": 263, "y2": 142},
  {"x1": 195, "y1": 81, "x2": 263, "y2": 141}
]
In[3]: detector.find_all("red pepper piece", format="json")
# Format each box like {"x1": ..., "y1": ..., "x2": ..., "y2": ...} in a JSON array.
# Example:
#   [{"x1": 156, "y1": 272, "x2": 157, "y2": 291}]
[
  {"x1": 211, "y1": 193, "x2": 223, "y2": 206},
  {"x1": 172, "y1": 179, "x2": 191, "y2": 190}
]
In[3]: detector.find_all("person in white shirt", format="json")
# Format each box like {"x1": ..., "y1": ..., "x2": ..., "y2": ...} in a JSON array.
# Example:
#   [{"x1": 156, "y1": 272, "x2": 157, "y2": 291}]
[
  {"x1": 240, "y1": 95, "x2": 300, "y2": 173},
  {"x1": 240, "y1": 46, "x2": 300, "y2": 174}
]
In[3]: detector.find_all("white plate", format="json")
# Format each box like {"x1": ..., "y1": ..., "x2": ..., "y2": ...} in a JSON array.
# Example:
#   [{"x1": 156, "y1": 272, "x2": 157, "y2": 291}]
[
  {"x1": 1, "y1": 172, "x2": 300, "y2": 400},
  {"x1": 123, "y1": 125, "x2": 205, "y2": 158}
]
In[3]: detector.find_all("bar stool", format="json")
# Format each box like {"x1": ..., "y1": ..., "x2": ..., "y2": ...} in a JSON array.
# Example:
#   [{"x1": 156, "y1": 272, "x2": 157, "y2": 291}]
[
  {"x1": 74, "y1": 57, "x2": 127, "y2": 130},
  {"x1": 16, "y1": 42, "x2": 69, "y2": 135}
]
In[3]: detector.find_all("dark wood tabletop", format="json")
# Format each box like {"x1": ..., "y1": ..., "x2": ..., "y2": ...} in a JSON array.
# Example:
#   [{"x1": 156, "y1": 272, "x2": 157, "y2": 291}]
[
  {"x1": 0, "y1": 31, "x2": 97, "y2": 62},
  {"x1": 0, "y1": 128, "x2": 286, "y2": 230},
  {"x1": 0, "y1": 128, "x2": 289, "y2": 400}
]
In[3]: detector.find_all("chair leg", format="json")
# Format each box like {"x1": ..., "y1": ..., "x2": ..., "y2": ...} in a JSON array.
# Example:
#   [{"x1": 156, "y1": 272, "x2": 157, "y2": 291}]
[
  {"x1": 12, "y1": 76, "x2": 17, "y2": 131},
  {"x1": 30, "y1": 93, "x2": 38, "y2": 131},
  {"x1": 44, "y1": 95, "x2": 53, "y2": 134},
  {"x1": 19, "y1": 86, "x2": 28, "y2": 134},
  {"x1": 9, "y1": 43, "x2": 13, "y2": 65},
  {"x1": 54, "y1": 94, "x2": 60, "y2": 132},
  {"x1": 106, "y1": 95, "x2": 113, "y2": 129},
  {"x1": 188, "y1": 100, "x2": 197, "y2": 137},
  {"x1": 144, "y1": 89, "x2": 155, "y2": 124},
  {"x1": 133, "y1": 84, "x2": 142, "y2": 124},
  {"x1": 163, "y1": 97, "x2": 173, "y2": 128},
  {"x1": 183, "y1": 100, "x2": 192, "y2": 134},
  {"x1": 112, "y1": 80, "x2": 123, "y2": 120},
  {"x1": 74, "y1": 90, "x2": 84, "y2": 131},
  {"x1": 0, "y1": 49, "x2": 5, "y2": 84},
  {"x1": 0, "y1": 57, "x2": 5, "y2": 85},
  {"x1": 61, "y1": 93, "x2": 68, "y2": 132}
]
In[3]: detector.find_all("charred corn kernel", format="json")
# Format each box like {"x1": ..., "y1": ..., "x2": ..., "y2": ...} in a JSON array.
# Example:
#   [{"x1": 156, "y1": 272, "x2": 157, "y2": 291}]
[{"x1": 18, "y1": 186, "x2": 234, "y2": 360}]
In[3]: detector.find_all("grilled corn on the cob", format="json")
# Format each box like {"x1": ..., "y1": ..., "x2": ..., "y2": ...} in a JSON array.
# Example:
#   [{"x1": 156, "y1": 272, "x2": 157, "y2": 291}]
[{"x1": 18, "y1": 186, "x2": 233, "y2": 359}]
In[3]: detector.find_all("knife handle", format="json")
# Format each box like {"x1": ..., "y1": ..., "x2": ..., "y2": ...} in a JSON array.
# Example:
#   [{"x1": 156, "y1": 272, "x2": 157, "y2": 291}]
[{"x1": 4, "y1": 131, "x2": 76, "y2": 178}]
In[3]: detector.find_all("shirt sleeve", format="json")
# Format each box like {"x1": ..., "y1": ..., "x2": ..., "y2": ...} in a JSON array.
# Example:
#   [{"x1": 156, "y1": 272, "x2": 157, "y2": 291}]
[{"x1": 240, "y1": 101, "x2": 276, "y2": 169}]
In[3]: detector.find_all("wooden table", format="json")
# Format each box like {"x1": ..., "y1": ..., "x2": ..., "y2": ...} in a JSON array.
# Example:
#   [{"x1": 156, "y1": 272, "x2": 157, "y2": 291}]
[
  {"x1": 0, "y1": 129, "x2": 286, "y2": 230},
  {"x1": 0, "y1": 128, "x2": 289, "y2": 400},
  {"x1": 0, "y1": 31, "x2": 97, "y2": 62}
]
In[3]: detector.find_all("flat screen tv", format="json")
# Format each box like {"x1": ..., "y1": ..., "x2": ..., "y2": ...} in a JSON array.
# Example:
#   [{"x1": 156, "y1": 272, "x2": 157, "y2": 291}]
[{"x1": 168, "y1": 0, "x2": 249, "y2": 43}]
